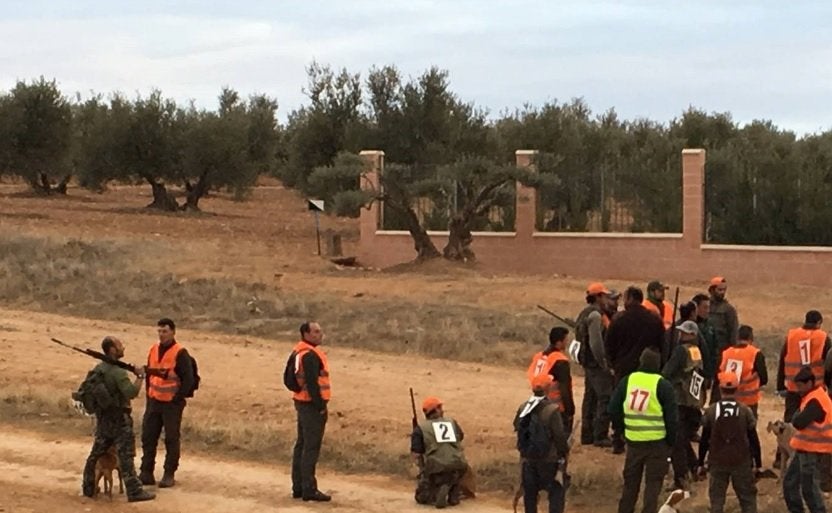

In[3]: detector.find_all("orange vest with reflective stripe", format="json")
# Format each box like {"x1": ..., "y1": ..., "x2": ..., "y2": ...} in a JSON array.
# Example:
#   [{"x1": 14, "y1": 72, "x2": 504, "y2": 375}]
[
  {"x1": 720, "y1": 344, "x2": 761, "y2": 405},
  {"x1": 526, "y1": 350, "x2": 570, "y2": 411},
  {"x1": 784, "y1": 328, "x2": 827, "y2": 392},
  {"x1": 292, "y1": 341, "x2": 331, "y2": 403},
  {"x1": 642, "y1": 300, "x2": 674, "y2": 330},
  {"x1": 147, "y1": 342, "x2": 182, "y2": 402},
  {"x1": 791, "y1": 387, "x2": 832, "y2": 454}
]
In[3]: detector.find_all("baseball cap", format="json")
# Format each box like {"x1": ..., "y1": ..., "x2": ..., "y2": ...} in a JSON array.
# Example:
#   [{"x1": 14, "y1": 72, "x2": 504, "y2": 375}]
[
  {"x1": 421, "y1": 396, "x2": 443, "y2": 413},
  {"x1": 647, "y1": 280, "x2": 668, "y2": 292},
  {"x1": 675, "y1": 320, "x2": 700, "y2": 336},
  {"x1": 531, "y1": 373, "x2": 554, "y2": 392},
  {"x1": 709, "y1": 276, "x2": 726, "y2": 287},
  {"x1": 718, "y1": 371, "x2": 739, "y2": 390},
  {"x1": 586, "y1": 282, "x2": 611, "y2": 296}
]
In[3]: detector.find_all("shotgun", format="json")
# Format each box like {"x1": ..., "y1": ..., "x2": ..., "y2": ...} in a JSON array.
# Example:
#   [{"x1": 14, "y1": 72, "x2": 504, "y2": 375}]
[
  {"x1": 536, "y1": 305, "x2": 577, "y2": 328},
  {"x1": 410, "y1": 387, "x2": 425, "y2": 471},
  {"x1": 50, "y1": 338, "x2": 166, "y2": 377}
]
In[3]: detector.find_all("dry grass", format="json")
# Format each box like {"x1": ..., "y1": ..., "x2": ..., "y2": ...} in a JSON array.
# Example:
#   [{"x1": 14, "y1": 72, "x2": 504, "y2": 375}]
[{"x1": 0, "y1": 235, "x2": 548, "y2": 365}]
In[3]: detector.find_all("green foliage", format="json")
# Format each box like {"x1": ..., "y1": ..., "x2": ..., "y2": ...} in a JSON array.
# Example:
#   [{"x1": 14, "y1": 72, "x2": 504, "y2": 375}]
[{"x1": 0, "y1": 77, "x2": 73, "y2": 192}]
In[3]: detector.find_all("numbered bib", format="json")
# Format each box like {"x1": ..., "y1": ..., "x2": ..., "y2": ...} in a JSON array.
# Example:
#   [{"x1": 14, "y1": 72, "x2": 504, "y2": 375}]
[
  {"x1": 532, "y1": 358, "x2": 548, "y2": 376},
  {"x1": 689, "y1": 370, "x2": 705, "y2": 400},
  {"x1": 432, "y1": 421, "x2": 458, "y2": 443},
  {"x1": 626, "y1": 387, "x2": 652, "y2": 413},
  {"x1": 799, "y1": 339, "x2": 812, "y2": 365},
  {"x1": 726, "y1": 358, "x2": 744, "y2": 378},
  {"x1": 568, "y1": 339, "x2": 582, "y2": 362}
]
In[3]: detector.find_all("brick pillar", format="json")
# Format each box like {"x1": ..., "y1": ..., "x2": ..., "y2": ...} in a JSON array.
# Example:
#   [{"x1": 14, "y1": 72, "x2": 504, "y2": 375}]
[
  {"x1": 515, "y1": 150, "x2": 538, "y2": 239},
  {"x1": 682, "y1": 149, "x2": 705, "y2": 248},
  {"x1": 359, "y1": 151, "x2": 384, "y2": 260}
]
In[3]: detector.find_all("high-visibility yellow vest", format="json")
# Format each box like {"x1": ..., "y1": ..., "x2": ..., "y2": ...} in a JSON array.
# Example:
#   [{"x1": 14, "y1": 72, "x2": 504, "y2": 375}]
[{"x1": 623, "y1": 371, "x2": 666, "y2": 442}]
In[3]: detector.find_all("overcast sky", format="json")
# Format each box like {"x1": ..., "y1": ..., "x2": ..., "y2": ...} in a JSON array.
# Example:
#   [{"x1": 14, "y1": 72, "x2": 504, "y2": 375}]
[{"x1": 3, "y1": 1, "x2": 831, "y2": 134}]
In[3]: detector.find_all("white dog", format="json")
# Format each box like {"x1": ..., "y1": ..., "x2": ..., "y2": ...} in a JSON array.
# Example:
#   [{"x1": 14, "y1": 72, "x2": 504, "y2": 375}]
[{"x1": 658, "y1": 489, "x2": 689, "y2": 513}]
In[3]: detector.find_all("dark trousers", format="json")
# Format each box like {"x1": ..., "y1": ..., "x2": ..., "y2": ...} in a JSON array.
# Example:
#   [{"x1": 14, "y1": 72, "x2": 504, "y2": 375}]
[
  {"x1": 580, "y1": 367, "x2": 613, "y2": 443},
  {"x1": 618, "y1": 440, "x2": 669, "y2": 513},
  {"x1": 141, "y1": 399, "x2": 184, "y2": 475},
  {"x1": 291, "y1": 401, "x2": 328, "y2": 496},
  {"x1": 521, "y1": 460, "x2": 564, "y2": 513},
  {"x1": 709, "y1": 464, "x2": 757, "y2": 513},
  {"x1": 415, "y1": 470, "x2": 464, "y2": 506},
  {"x1": 671, "y1": 406, "x2": 701, "y2": 485},
  {"x1": 83, "y1": 412, "x2": 143, "y2": 498},
  {"x1": 784, "y1": 452, "x2": 827, "y2": 513}
]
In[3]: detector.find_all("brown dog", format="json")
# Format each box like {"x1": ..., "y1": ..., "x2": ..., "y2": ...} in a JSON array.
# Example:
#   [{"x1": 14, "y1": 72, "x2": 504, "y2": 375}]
[
  {"x1": 767, "y1": 420, "x2": 796, "y2": 485},
  {"x1": 94, "y1": 446, "x2": 123, "y2": 499}
]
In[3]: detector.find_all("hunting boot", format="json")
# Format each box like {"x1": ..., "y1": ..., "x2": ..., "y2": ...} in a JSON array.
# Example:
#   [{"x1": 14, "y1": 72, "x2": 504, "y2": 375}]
[
  {"x1": 448, "y1": 484, "x2": 461, "y2": 506},
  {"x1": 139, "y1": 470, "x2": 155, "y2": 486},
  {"x1": 302, "y1": 490, "x2": 331, "y2": 502},
  {"x1": 158, "y1": 471, "x2": 175, "y2": 488},
  {"x1": 127, "y1": 489, "x2": 156, "y2": 502},
  {"x1": 435, "y1": 484, "x2": 450, "y2": 509}
]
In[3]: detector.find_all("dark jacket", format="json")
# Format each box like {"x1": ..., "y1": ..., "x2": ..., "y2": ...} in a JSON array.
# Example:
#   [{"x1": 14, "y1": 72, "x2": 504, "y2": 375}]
[
  {"x1": 513, "y1": 398, "x2": 569, "y2": 461},
  {"x1": 697, "y1": 316, "x2": 719, "y2": 379},
  {"x1": 698, "y1": 399, "x2": 761, "y2": 468},
  {"x1": 708, "y1": 296, "x2": 738, "y2": 354},
  {"x1": 605, "y1": 304, "x2": 666, "y2": 380},
  {"x1": 300, "y1": 350, "x2": 328, "y2": 411},
  {"x1": 608, "y1": 366, "x2": 678, "y2": 446},
  {"x1": 548, "y1": 357, "x2": 575, "y2": 417}
]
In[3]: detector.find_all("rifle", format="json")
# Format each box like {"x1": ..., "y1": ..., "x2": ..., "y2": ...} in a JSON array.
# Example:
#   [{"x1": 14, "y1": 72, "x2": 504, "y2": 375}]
[
  {"x1": 409, "y1": 387, "x2": 425, "y2": 471},
  {"x1": 50, "y1": 338, "x2": 166, "y2": 378},
  {"x1": 666, "y1": 287, "x2": 680, "y2": 363},
  {"x1": 536, "y1": 305, "x2": 577, "y2": 328}
]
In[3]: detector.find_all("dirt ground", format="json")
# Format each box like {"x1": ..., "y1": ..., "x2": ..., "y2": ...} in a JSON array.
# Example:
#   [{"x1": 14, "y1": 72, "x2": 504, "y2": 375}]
[{"x1": 0, "y1": 181, "x2": 829, "y2": 512}]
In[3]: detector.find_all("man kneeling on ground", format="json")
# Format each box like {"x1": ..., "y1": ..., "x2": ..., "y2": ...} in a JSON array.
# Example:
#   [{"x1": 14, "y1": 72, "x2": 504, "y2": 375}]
[{"x1": 411, "y1": 396, "x2": 468, "y2": 509}]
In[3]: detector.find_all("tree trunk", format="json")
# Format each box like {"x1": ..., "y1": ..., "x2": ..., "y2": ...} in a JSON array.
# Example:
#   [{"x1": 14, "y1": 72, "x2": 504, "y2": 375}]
[
  {"x1": 146, "y1": 179, "x2": 180, "y2": 211},
  {"x1": 54, "y1": 174, "x2": 71, "y2": 195},
  {"x1": 398, "y1": 204, "x2": 440, "y2": 260},
  {"x1": 443, "y1": 215, "x2": 475, "y2": 262},
  {"x1": 182, "y1": 172, "x2": 210, "y2": 211}
]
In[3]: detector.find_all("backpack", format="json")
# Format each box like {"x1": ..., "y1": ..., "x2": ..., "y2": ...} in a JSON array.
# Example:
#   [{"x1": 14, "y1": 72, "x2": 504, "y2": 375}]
[
  {"x1": 185, "y1": 355, "x2": 200, "y2": 398},
  {"x1": 283, "y1": 351, "x2": 302, "y2": 392},
  {"x1": 516, "y1": 403, "x2": 553, "y2": 459},
  {"x1": 72, "y1": 368, "x2": 115, "y2": 415}
]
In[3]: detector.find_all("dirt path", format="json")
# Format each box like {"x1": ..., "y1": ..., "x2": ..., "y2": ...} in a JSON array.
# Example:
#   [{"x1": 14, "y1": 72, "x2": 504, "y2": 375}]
[{"x1": 0, "y1": 427, "x2": 514, "y2": 513}]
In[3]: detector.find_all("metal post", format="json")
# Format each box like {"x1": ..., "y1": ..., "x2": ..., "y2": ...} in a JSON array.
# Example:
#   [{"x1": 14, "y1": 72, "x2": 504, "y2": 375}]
[{"x1": 314, "y1": 210, "x2": 321, "y2": 256}]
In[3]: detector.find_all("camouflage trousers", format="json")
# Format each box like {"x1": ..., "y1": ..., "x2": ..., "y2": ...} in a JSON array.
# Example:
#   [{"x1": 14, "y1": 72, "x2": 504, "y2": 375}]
[
  {"x1": 82, "y1": 411, "x2": 144, "y2": 498},
  {"x1": 415, "y1": 470, "x2": 464, "y2": 506}
]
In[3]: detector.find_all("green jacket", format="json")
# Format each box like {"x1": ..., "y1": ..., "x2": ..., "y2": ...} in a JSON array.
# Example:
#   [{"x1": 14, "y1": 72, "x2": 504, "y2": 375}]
[
  {"x1": 94, "y1": 361, "x2": 139, "y2": 409},
  {"x1": 709, "y1": 297, "x2": 739, "y2": 354},
  {"x1": 417, "y1": 416, "x2": 468, "y2": 475},
  {"x1": 697, "y1": 317, "x2": 718, "y2": 379}
]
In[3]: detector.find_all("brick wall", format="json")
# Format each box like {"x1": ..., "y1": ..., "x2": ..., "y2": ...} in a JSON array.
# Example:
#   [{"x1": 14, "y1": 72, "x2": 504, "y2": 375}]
[{"x1": 357, "y1": 150, "x2": 832, "y2": 285}]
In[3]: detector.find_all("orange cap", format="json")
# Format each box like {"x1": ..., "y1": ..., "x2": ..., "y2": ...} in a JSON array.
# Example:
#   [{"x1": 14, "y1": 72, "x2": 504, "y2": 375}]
[
  {"x1": 531, "y1": 373, "x2": 554, "y2": 392},
  {"x1": 586, "y1": 282, "x2": 611, "y2": 296},
  {"x1": 421, "y1": 396, "x2": 443, "y2": 413},
  {"x1": 709, "y1": 276, "x2": 726, "y2": 287},
  {"x1": 718, "y1": 371, "x2": 739, "y2": 390}
]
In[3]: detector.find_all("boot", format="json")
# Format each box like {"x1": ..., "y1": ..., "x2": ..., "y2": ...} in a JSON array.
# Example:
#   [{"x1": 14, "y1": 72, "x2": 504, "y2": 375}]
[
  {"x1": 435, "y1": 484, "x2": 450, "y2": 509},
  {"x1": 302, "y1": 490, "x2": 331, "y2": 502},
  {"x1": 139, "y1": 471, "x2": 155, "y2": 486},
  {"x1": 158, "y1": 471, "x2": 175, "y2": 488},
  {"x1": 128, "y1": 490, "x2": 156, "y2": 502}
]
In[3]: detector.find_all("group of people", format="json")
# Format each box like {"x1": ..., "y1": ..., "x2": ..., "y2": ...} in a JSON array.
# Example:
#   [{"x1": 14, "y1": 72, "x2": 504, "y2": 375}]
[
  {"x1": 78, "y1": 281, "x2": 832, "y2": 513},
  {"x1": 79, "y1": 318, "x2": 195, "y2": 503},
  {"x1": 525, "y1": 277, "x2": 832, "y2": 513}
]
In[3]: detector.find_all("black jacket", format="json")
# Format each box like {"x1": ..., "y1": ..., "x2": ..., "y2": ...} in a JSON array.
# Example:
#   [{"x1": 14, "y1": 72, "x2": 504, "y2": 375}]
[{"x1": 605, "y1": 305, "x2": 666, "y2": 380}]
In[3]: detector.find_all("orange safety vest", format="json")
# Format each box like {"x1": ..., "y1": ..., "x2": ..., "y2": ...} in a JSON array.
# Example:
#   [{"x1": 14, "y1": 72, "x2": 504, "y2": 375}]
[
  {"x1": 790, "y1": 386, "x2": 832, "y2": 454},
  {"x1": 784, "y1": 328, "x2": 827, "y2": 392},
  {"x1": 642, "y1": 300, "x2": 674, "y2": 330},
  {"x1": 147, "y1": 342, "x2": 182, "y2": 402},
  {"x1": 293, "y1": 341, "x2": 332, "y2": 403},
  {"x1": 526, "y1": 350, "x2": 570, "y2": 411},
  {"x1": 720, "y1": 344, "x2": 761, "y2": 405}
]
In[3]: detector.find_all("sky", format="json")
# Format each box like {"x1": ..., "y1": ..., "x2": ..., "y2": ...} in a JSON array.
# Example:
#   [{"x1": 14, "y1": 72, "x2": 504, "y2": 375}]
[{"x1": 2, "y1": 1, "x2": 832, "y2": 134}]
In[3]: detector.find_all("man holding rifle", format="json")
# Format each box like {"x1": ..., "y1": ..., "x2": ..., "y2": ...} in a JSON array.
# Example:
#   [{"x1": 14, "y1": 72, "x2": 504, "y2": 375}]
[
  {"x1": 78, "y1": 336, "x2": 155, "y2": 502},
  {"x1": 410, "y1": 395, "x2": 468, "y2": 508}
]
